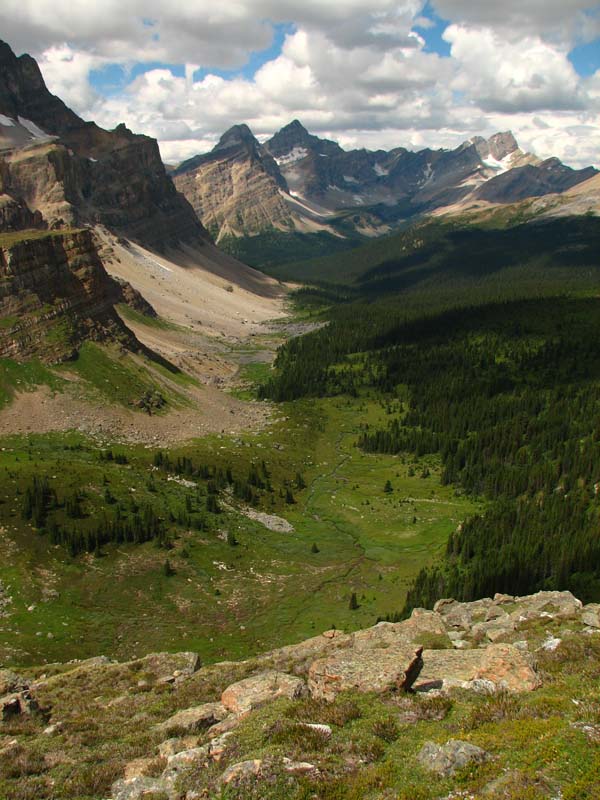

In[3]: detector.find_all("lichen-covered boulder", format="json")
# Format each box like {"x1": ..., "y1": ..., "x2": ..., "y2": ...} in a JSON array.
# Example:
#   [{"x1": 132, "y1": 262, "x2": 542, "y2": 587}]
[
  {"x1": 221, "y1": 671, "x2": 306, "y2": 713},
  {"x1": 418, "y1": 739, "x2": 489, "y2": 776},
  {"x1": 156, "y1": 701, "x2": 228, "y2": 735},
  {"x1": 308, "y1": 645, "x2": 424, "y2": 701},
  {"x1": 416, "y1": 643, "x2": 540, "y2": 693}
]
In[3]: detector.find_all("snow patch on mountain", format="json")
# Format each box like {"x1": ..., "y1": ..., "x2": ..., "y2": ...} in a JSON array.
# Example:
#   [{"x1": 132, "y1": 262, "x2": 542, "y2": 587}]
[
  {"x1": 17, "y1": 116, "x2": 49, "y2": 139},
  {"x1": 0, "y1": 114, "x2": 15, "y2": 126},
  {"x1": 483, "y1": 153, "x2": 514, "y2": 175},
  {"x1": 343, "y1": 175, "x2": 359, "y2": 184},
  {"x1": 274, "y1": 147, "x2": 308, "y2": 167},
  {"x1": 373, "y1": 163, "x2": 389, "y2": 177},
  {"x1": 282, "y1": 189, "x2": 331, "y2": 218}
]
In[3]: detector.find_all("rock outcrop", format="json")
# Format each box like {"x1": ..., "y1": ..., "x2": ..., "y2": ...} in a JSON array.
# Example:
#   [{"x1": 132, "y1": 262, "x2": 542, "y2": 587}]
[
  {"x1": 3, "y1": 589, "x2": 598, "y2": 800},
  {"x1": 0, "y1": 228, "x2": 147, "y2": 361},
  {"x1": 0, "y1": 40, "x2": 210, "y2": 251},
  {"x1": 172, "y1": 125, "x2": 296, "y2": 242}
]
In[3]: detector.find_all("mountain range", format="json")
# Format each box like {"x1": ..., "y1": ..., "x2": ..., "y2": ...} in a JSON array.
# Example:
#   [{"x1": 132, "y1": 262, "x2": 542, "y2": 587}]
[{"x1": 172, "y1": 119, "x2": 597, "y2": 248}]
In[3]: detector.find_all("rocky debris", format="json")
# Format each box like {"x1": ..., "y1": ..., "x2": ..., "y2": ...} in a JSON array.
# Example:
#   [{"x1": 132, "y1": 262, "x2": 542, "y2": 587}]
[
  {"x1": 157, "y1": 702, "x2": 229, "y2": 735},
  {"x1": 582, "y1": 603, "x2": 600, "y2": 629},
  {"x1": 416, "y1": 644, "x2": 540, "y2": 694},
  {"x1": 111, "y1": 776, "x2": 167, "y2": 800},
  {"x1": 0, "y1": 579, "x2": 12, "y2": 617},
  {"x1": 0, "y1": 668, "x2": 37, "y2": 720},
  {"x1": 220, "y1": 758, "x2": 263, "y2": 786},
  {"x1": 221, "y1": 670, "x2": 307, "y2": 713},
  {"x1": 0, "y1": 668, "x2": 25, "y2": 695},
  {"x1": 418, "y1": 739, "x2": 489, "y2": 777},
  {"x1": 309, "y1": 644, "x2": 424, "y2": 701}
]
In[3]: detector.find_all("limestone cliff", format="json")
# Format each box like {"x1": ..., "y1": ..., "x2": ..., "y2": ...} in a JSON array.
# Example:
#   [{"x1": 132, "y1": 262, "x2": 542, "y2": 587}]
[
  {"x1": 0, "y1": 229, "x2": 142, "y2": 362},
  {"x1": 172, "y1": 125, "x2": 295, "y2": 242},
  {"x1": 0, "y1": 40, "x2": 209, "y2": 251}
]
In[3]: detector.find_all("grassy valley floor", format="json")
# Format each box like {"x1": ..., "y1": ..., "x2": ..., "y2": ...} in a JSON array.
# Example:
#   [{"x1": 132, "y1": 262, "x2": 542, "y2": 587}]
[{"x1": 0, "y1": 386, "x2": 478, "y2": 668}]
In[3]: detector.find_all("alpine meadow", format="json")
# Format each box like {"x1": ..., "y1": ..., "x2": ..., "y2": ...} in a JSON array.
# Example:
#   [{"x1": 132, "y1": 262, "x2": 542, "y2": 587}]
[{"x1": 1, "y1": 3, "x2": 600, "y2": 799}]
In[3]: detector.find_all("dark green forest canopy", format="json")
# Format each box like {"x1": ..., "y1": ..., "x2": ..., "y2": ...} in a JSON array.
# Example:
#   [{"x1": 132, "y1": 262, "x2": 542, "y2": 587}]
[{"x1": 260, "y1": 215, "x2": 600, "y2": 610}]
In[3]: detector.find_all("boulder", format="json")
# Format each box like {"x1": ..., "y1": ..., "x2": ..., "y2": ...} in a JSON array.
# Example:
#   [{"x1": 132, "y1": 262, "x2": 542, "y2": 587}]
[
  {"x1": 156, "y1": 702, "x2": 228, "y2": 735},
  {"x1": 220, "y1": 759, "x2": 263, "y2": 786},
  {"x1": 352, "y1": 610, "x2": 447, "y2": 651},
  {"x1": 0, "y1": 691, "x2": 37, "y2": 720},
  {"x1": 262, "y1": 629, "x2": 352, "y2": 673},
  {"x1": 509, "y1": 591, "x2": 582, "y2": 623},
  {"x1": 582, "y1": 603, "x2": 600, "y2": 629},
  {"x1": 434, "y1": 598, "x2": 493, "y2": 631},
  {"x1": 157, "y1": 737, "x2": 199, "y2": 758},
  {"x1": 471, "y1": 619, "x2": 516, "y2": 643},
  {"x1": 221, "y1": 671, "x2": 306, "y2": 713},
  {"x1": 418, "y1": 739, "x2": 489, "y2": 776},
  {"x1": 283, "y1": 758, "x2": 317, "y2": 775},
  {"x1": 308, "y1": 645, "x2": 423, "y2": 701},
  {"x1": 0, "y1": 670, "x2": 25, "y2": 696},
  {"x1": 111, "y1": 776, "x2": 167, "y2": 800},
  {"x1": 416, "y1": 644, "x2": 540, "y2": 693}
]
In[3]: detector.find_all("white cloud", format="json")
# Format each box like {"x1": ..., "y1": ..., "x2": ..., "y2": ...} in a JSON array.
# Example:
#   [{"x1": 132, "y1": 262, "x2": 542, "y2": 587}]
[
  {"x1": 2, "y1": 0, "x2": 599, "y2": 168},
  {"x1": 445, "y1": 25, "x2": 587, "y2": 113},
  {"x1": 432, "y1": 1, "x2": 600, "y2": 47}
]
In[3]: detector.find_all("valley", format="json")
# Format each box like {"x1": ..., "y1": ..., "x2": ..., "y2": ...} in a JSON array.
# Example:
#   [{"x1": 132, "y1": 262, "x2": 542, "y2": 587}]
[{"x1": 1, "y1": 27, "x2": 600, "y2": 800}]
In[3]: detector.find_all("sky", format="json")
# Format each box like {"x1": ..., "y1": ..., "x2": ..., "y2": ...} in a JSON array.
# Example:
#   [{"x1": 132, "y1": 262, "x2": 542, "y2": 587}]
[{"x1": 3, "y1": 0, "x2": 600, "y2": 167}]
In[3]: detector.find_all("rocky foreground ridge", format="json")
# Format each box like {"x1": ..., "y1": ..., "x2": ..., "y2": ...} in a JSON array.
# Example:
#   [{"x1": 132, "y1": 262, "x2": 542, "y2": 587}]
[{"x1": 2, "y1": 590, "x2": 599, "y2": 799}]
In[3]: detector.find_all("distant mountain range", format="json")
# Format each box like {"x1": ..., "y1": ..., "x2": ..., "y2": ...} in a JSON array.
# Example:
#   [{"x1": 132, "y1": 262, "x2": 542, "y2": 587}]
[{"x1": 172, "y1": 120, "x2": 597, "y2": 247}]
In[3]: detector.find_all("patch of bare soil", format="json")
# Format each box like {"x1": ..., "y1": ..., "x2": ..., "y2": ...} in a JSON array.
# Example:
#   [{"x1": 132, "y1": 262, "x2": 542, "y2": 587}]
[{"x1": 0, "y1": 383, "x2": 274, "y2": 446}]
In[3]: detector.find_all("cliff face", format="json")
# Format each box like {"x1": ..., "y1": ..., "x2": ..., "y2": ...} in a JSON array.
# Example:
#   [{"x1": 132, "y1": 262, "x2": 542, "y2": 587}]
[
  {"x1": 173, "y1": 125, "x2": 295, "y2": 242},
  {"x1": 0, "y1": 229, "x2": 139, "y2": 362},
  {"x1": 0, "y1": 40, "x2": 209, "y2": 251}
]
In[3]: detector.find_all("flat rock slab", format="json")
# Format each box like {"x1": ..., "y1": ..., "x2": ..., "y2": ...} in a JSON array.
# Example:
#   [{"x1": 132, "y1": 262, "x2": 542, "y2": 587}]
[
  {"x1": 582, "y1": 603, "x2": 600, "y2": 629},
  {"x1": 220, "y1": 759, "x2": 263, "y2": 786},
  {"x1": 418, "y1": 739, "x2": 489, "y2": 776},
  {"x1": 308, "y1": 644, "x2": 423, "y2": 701},
  {"x1": 221, "y1": 670, "x2": 307, "y2": 713},
  {"x1": 156, "y1": 701, "x2": 228, "y2": 735},
  {"x1": 416, "y1": 644, "x2": 540, "y2": 693},
  {"x1": 351, "y1": 610, "x2": 448, "y2": 651}
]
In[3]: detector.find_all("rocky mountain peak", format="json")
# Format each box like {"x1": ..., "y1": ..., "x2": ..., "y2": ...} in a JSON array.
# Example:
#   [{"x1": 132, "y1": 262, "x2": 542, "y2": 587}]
[
  {"x1": 266, "y1": 119, "x2": 321, "y2": 158},
  {"x1": 0, "y1": 39, "x2": 209, "y2": 250},
  {"x1": 213, "y1": 123, "x2": 260, "y2": 153},
  {"x1": 487, "y1": 131, "x2": 519, "y2": 160},
  {"x1": 471, "y1": 131, "x2": 519, "y2": 162}
]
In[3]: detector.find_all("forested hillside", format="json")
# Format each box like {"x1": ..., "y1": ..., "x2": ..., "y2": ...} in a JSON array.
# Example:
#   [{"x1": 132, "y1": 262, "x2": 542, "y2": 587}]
[{"x1": 261, "y1": 215, "x2": 600, "y2": 610}]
